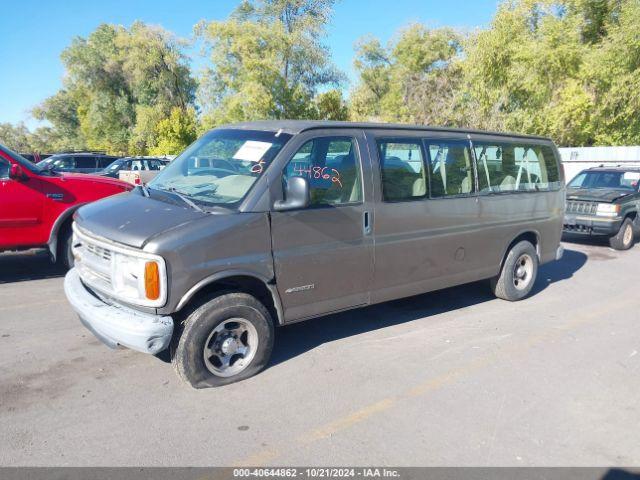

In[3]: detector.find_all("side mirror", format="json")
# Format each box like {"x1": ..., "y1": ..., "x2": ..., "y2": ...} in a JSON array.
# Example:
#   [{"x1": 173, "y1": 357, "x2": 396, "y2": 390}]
[
  {"x1": 9, "y1": 164, "x2": 27, "y2": 181},
  {"x1": 273, "y1": 176, "x2": 310, "y2": 211}
]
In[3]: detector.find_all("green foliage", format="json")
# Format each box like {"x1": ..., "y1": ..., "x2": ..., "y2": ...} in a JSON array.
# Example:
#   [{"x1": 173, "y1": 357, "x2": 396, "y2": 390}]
[
  {"x1": 313, "y1": 89, "x2": 349, "y2": 120},
  {"x1": 351, "y1": 0, "x2": 640, "y2": 146},
  {"x1": 0, "y1": 123, "x2": 32, "y2": 152},
  {"x1": 33, "y1": 22, "x2": 196, "y2": 155},
  {"x1": 8, "y1": 0, "x2": 640, "y2": 152},
  {"x1": 196, "y1": 0, "x2": 343, "y2": 128},
  {"x1": 0, "y1": 122, "x2": 58, "y2": 153},
  {"x1": 149, "y1": 107, "x2": 198, "y2": 156},
  {"x1": 350, "y1": 25, "x2": 463, "y2": 126}
]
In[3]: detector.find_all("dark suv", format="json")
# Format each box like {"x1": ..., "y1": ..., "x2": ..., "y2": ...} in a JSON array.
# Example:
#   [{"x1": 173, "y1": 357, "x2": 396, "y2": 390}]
[
  {"x1": 39, "y1": 153, "x2": 120, "y2": 174},
  {"x1": 564, "y1": 167, "x2": 640, "y2": 250}
]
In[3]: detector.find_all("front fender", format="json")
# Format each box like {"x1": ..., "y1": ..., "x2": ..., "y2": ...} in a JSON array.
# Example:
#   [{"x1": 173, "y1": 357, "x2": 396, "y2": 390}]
[
  {"x1": 47, "y1": 204, "x2": 86, "y2": 260},
  {"x1": 175, "y1": 269, "x2": 284, "y2": 325}
]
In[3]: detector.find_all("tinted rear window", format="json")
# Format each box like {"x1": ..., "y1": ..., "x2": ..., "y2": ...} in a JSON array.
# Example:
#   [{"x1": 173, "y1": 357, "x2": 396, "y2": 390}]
[{"x1": 75, "y1": 157, "x2": 97, "y2": 169}]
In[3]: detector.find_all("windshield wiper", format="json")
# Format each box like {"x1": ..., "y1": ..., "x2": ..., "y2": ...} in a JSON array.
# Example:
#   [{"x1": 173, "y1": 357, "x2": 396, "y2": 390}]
[{"x1": 163, "y1": 187, "x2": 204, "y2": 213}]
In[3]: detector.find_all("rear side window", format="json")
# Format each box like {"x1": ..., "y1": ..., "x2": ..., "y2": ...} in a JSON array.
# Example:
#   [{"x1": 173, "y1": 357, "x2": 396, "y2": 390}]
[
  {"x1": 426, "y1": 141, "x2": 474, "y2": 197},
  {"x1": 283, "y1": 136, "x2": 362, "y2": 207},
  {"x1": 0, "y1": 158, "x2": 9, "y2": 178},
  {"x1": 76, "y1": 157, "x2": 97, "y2": 169},
  {"x1": 475, "y1": 143, "x2": 561, "y2": 192},
  {"x1": 377, "y1": 139, "x2": 427, "y2": 201},
  {"x1": 97, "y1": 157, "x2": 116, "y2": 168},
  {"x1": 148, "y1": 160, "x2": 162, "y2": 171},
  {"x1": 130, "y1": 160, "x2": 144, "y2": 171}
]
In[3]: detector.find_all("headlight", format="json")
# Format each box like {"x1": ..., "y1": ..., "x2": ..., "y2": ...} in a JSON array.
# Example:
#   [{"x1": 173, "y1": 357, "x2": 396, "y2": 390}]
[
  {"x1": 110, "y1": 251, "x2": 167, "y2": 307},
  {"x1": 596, "y1": 203, "x2": 621, "y2": 217}
]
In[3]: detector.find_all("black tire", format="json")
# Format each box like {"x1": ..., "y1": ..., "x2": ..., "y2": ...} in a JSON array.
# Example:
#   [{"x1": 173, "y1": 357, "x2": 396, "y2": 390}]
[
  {"x1": 171, "y1": 292, "x2": 274, "y2": 388},
  {"x1": 57, "y1": 227, "x2": 74, "y2": 269},
  {"x1": 490, "y1": 240, "x2": 538, "y2": 301},
  {"x1": 609, "y1": 218, "x2": 635, "y2": 250}
]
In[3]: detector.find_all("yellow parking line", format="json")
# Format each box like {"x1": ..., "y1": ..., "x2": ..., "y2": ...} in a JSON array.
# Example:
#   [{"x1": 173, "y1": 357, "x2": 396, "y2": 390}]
[{"x1": 235, "y1": 291, "x2": 636, "y2": 466}]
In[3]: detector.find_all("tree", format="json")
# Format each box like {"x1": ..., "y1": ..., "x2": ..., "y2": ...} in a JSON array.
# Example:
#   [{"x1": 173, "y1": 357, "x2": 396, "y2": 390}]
[
  {"x1": 196, "y1": 0, "x2": 344, "y2": 128},
  {"x1": 313, "y1": 89, "x2": 349, "y2": 120},
  {"x1": 34, "y1": 22, "x2": 196, "y2": 155},
  {"x1": 0, "y1": 123, "x2": 32, "y2": 152},
  {"x1": 461, "y1": 0, "x2": 640, "y2": 145},
  {"x1": 349, "y1": 25, "x2": 463, "y2": 126},
  {"x1": 349, "y1": 0, "x2": 640, "y2": 146},
  {"x1": 150, "y1": 107, "x2": 198, "y2": 156}
]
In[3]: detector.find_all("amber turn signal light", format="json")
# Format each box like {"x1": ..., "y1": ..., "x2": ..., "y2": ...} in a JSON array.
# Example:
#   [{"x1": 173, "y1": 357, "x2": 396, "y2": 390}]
[{"x1": 144, "y1": 261, "x2": 160, "y2": 300}]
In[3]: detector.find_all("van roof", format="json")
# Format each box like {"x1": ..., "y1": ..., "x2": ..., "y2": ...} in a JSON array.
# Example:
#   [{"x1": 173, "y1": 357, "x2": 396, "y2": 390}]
[{"x1": 220, "y1": 120, "x2": 553, "y2": 141}]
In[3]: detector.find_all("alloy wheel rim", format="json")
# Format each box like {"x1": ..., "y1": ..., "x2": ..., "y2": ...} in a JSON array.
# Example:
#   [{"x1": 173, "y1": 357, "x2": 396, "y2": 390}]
[
  {"x1": 623, "y1": 224, "x2": 633, "y2": 246},
  {"x1": 203, "y1": 318, "x2": 258, "y2": 377},
  {"x1": 513, "y1": 254, "x2": 534, "y2": 291}
]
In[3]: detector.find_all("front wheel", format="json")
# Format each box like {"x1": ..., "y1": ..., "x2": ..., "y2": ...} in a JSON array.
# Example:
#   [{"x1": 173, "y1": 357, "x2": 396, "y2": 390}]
[
  {"x1": 491, "y1": 240, "x2": 538, "y2": 301},
  {"x1": 609, "y1": 218, "x2": 635, "y2": 250},
  {"x1": 57, "y1": 228, "x2": 74, "y2": 269},
  {"x1": 171, "y1": 292, "x2": 274, "y2": 388}
]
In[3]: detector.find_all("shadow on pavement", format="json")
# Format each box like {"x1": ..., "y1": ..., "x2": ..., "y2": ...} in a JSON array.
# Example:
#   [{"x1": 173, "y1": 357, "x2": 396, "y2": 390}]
[
  {"x1": 270, "y1": 247, "x2": 588, "y2": 368},
  {"x1": 0, "y1": 250, "x2": 66, "y2": 284},
  {"x1": 602, "y1": 469, "x2": 640, "y2": 480},
  {"x1": 530, "y1": 247, "x2": 588, "y2": 295}
]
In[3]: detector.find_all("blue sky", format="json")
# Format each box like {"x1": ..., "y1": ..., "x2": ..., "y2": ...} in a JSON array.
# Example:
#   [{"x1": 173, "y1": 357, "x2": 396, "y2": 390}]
[{"x1": 0, "y1": 0, "x2": 499, "y2": 128}]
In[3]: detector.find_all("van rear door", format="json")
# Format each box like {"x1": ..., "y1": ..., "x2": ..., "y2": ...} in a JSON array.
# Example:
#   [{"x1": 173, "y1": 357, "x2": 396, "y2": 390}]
[{"x1": 368, "y1": 133, "x2": 487, "y2": 302}]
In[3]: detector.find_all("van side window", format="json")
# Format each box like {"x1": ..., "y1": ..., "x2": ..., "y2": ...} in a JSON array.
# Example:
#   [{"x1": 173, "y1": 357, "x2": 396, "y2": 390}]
[
  {"x1": 426, "y1": 141, "x2": 474, "y2": 197},
  {"x1": 377, "y1": 139, "x2": 427, "y2": 201},
  {"x1": 537, "y1": 145, "x2": 561, "y2": 189},
  {"x1": 283, "y1": 137, "x2": 362, "y2": 206},
  {"x1": 475, "y1": 143, "x2": 561, "y2": 192}
]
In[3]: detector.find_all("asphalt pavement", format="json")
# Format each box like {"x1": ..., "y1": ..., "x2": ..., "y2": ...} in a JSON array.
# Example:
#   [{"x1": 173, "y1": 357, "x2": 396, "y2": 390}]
[{"x1": 0, "y1": 239, "x2": 638, "y2": 466}]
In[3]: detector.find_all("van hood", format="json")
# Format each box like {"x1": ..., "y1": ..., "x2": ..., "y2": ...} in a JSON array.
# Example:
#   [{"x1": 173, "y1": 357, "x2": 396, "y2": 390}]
[
  {"x1": 74, "y1": 190, "x2": 215, "y2": 249},
  {"x1": 566, "y1": 187, "x2": 632, "y2": 203}
]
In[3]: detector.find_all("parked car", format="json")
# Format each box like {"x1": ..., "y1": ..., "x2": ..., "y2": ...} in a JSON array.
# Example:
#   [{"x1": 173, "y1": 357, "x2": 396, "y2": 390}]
[
  {"x1": 20, "y1": 153, "x2": 52, "y2": 163},
  {"x1": 64, "y1": 121, "x2": 565, "y2": 388},
  {"x1": 98, "y1": 157, "x2": 169, "y2": 182},
  {"x1": 39, "y1": 152, "x2": 120, "y2": 174},
  {"x1": 563, "y1": 167, "x2": 640, "y2": 250},
  {"x1": 0, "y1": 144, "x2": 133, "y2": 268}
]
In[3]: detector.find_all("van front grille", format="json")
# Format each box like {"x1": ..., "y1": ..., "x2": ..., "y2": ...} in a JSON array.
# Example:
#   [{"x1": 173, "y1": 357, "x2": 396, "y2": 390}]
[
  {"x1": 566, "y1": 200, "x2": 598, "y2": 215},
  {"x1": 73, "y1": 227, "x2": 113, "y2": 293},
  {"x1": 86, "y1": 243, "x2": 112, "y2": 262}
]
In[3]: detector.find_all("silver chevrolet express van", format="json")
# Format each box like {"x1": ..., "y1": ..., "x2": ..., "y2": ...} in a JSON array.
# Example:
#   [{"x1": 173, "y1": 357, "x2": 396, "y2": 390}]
[{"x1": 64, "y1": 121, "x2": 565, "y2": 388}]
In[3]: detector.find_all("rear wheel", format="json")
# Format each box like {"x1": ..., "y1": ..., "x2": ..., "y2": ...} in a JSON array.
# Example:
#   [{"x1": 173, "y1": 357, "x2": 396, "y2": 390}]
[
  {"x1": 491, "y1": 240, "x2": 538, "y2": 301},
  {"x1": 609, "y1": 218, "x2": 634, "y2": 250},
  {"x1": 171, "y1": 292, "x2": 274, "y2": 388}
]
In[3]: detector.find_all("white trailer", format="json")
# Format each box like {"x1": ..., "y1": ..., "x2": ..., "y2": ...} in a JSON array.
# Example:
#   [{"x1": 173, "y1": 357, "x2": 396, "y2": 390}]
[{"x1": 559, "y1": 146, "x2": 640, "y2": 183}]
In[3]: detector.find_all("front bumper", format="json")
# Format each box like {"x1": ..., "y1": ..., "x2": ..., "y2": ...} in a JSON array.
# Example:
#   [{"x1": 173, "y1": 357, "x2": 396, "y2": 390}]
[
  {"x1": 563, "y1": 214, "x2": 622, "y2": 236},
  {"x1": 64, "y1": 268, "x2": 173, "y2": 354}
]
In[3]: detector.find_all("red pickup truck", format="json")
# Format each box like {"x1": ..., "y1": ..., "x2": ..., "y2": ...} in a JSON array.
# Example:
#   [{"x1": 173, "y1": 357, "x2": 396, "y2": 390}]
[{"x1": 0, "y1": 144, "x2": 132, "y2": 268}]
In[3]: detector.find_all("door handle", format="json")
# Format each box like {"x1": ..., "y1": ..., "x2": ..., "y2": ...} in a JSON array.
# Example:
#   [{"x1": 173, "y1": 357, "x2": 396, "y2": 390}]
[
  {"x1": 363, "y1": 211, "x2": 372, "y2": 236},
  {"x1": 46, "y1": 193, "x2": 64, "y2": 201}
]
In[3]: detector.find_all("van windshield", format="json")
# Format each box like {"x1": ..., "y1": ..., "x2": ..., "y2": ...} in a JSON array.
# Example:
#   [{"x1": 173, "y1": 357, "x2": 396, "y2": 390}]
[{"x1": 149, "y1": 129, "x2": 291, "y2": 207}]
